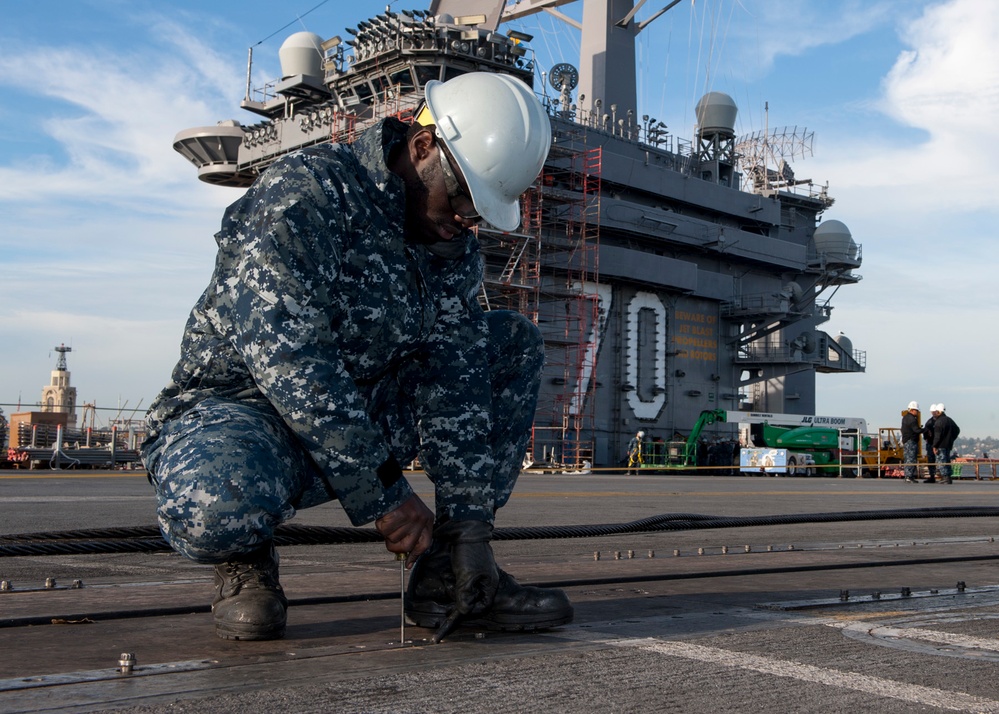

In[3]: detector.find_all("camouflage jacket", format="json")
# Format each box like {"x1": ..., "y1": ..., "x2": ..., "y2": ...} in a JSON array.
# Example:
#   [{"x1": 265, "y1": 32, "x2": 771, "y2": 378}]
[{"x1": 146, "y1": 118, "x2": 495, "y2": 526}]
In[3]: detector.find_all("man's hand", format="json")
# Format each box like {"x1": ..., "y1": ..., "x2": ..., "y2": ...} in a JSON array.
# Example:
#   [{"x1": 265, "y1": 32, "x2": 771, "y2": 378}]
[{"x1": 375, "y1": 494, "x2": 433, "y2": 567}]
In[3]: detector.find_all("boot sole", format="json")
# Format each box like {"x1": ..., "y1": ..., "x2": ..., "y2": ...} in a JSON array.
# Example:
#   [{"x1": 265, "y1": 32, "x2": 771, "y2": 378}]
[
  {"x1": 406, "y1": 601, "x2": 574, "y2": 632},
  {"x1": 214, "y1": 620, "x2": 286, "y2": 641}
]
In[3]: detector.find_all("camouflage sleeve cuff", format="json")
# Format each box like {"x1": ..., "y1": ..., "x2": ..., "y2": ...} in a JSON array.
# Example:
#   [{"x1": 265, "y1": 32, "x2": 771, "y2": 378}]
[{"x1": 339, "y1": 469, "x2": 415, "y2": 527}]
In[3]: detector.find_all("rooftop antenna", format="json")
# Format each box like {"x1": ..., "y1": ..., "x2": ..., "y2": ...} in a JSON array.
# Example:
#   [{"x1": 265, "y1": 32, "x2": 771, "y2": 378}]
[{"x1": 53, "y1": 343, "x2": 72, "y2": 371}]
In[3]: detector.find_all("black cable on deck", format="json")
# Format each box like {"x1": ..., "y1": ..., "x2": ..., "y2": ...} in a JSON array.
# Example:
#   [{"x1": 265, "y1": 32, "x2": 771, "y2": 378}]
[{"x1": 3, "y1": 507, "x2": 998, "y2": 558}]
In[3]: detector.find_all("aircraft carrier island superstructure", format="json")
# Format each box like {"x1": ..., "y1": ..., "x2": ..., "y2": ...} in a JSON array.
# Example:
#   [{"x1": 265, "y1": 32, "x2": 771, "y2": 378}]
[{"x1": 172, "y1": 0, "x2": 865, "y2": 469}]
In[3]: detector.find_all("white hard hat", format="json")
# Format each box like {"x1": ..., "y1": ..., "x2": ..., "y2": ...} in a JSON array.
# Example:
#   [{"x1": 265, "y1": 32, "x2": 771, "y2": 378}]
[
  {"x1": 637, "y1": 431, "x2": 645, "y2": 438},
  {"x1": 421, "y1": 72, "x2": 551, "y2": 232},
  {"x1": 907, "y1": 401, "x2": 919, "y2": 410},
  {"x1": 928, "y1": 403, "x2": 938, "y2": 413},
  {"x1": 936, "y1": 403, "x2": 945, "y2": 412}
]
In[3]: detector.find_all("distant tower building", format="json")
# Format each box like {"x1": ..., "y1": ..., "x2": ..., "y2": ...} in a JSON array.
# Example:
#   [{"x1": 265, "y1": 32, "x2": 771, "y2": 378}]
[{"x1": 41, "y1": 343, "x2": 77, "y2": 427}]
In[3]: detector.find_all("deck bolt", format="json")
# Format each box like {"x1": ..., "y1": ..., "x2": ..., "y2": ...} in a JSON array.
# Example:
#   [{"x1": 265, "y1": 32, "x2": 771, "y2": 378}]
[
  {"x1": 839, "y1": 590, "x2": 850, "y2": 601},
  {"x1": 721, "y1": 546, "x2": 729, "y2": 554},
  {"x1": 957, "y1": 581, "x2": 966, "y2": 592},
  {"x1": 614, "y1": 551, "x2": 621, "y2": 560},
  {"x1": 44, "y1": 578, "x2": 56, "y2": 589},
  {"x1": 744, "y1": 545, "x2": 751, "y2": 553},
  {"x1": 627, "y1": 550, "x2": 635, "y2": 559},
  {"x1": 901, "y1": 587, "x2": 911, "y2": 597},
  {"x1": 673, "y1": 549, "x2": 680, "y2": 557},
  {"x1": 71, "y1": 579, "x2": 83, "y2": 589},
  {"x1": 118, "y1": 653, "x2": 136, "y2": 675},
  {"x1": 647, "y1": 550, "x2": 655, "y2": 558},
  {"x1": 697, "y1": 547, "x2": 704, "y2": 555},
  {"x1": 593, "y1": 551, "x2": 600, "y2": 561},
  {"x1": 872, "y1": 591, "x2": 881, "y2": 600},
  {"x1": 0, "y1": 580, "x2": 11, "y2": 591},
  {"x1": 767, "y1": 545, "x2": 773, "y2": 552},
  {"x1": 787, "y1": 545, "x2": 795, "y2": 551}
]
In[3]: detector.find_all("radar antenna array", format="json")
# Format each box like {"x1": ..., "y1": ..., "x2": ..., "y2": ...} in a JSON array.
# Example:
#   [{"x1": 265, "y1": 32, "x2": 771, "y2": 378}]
[{"x1": 735, "y1": 125, "x2": 815, "y2": 193}]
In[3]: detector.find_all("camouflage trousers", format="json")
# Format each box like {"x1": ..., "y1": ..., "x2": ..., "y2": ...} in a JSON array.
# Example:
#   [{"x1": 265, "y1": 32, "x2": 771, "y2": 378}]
[
  {"x1": 903, "y1": 440, "x2": 918, "y2": 480},
  {"x1": 925, "y1": 444, "x2": 936, "y2": 477},
  {"x1": 935, "y1": 447, "x2": 952, "y2": 479},
  {"x1": 142, "y1": 310, "x2": 542, "y2": 563}
]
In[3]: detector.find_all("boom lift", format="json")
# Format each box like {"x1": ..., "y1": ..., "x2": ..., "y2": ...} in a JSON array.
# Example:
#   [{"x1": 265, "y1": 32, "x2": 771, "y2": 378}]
[{"x1": 636, "y1": 409, "x2": 728, "y2": 470}]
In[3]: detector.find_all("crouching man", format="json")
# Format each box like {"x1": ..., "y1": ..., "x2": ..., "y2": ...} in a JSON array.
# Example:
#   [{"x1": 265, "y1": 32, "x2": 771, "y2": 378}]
[{"x1": 141, "y1": 72, "x2": 573, "y2": 640}]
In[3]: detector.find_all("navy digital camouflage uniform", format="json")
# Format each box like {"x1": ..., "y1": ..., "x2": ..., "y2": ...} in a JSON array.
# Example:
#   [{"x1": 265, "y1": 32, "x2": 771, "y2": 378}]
[
  {"x1": 900, "y1": 410, "x2": 921, "y2": 480},
  {"x1": 141, "y1": 118, "x2": 543, "y2": 563},
  {"x1": 932, "y1": 412, "x2": 960, "y2": 481}
]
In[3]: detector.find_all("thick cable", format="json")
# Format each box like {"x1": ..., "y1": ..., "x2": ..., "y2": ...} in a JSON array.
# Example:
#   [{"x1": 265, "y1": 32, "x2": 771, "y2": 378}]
[{"x1": 3, "y1": 507, "x2": 999, "y2": 558}]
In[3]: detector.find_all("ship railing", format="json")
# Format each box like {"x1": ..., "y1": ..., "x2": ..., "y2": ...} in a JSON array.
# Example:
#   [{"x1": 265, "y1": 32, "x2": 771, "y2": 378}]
[
  {"x1": 720, "y1": 293, "x2": 794, "y2": 319},
  {"x1": 735, "y1": 345, "x2": 815, "y2": 364},
  {"x1": 736, "y1": 342, "x2": 867, "y2": 371},
  {"x1": 15, "y1": 422, "x2": 145, "y2": 451},
  {"x1": 547, "y1": 98, "x2": 696, "y2": 159}
]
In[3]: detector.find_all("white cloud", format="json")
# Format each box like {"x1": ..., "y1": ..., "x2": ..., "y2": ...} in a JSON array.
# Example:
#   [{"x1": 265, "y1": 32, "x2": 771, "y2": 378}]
[
  {"x1": 0, "y1": 15, "x2": 245, "y2": 210},
  {"x1": 814, "y1": 0, "x2": 999, "y2": 207},
  {"x1": 810, "y1": 0, "x2": 999, "y2": 437},
  {"x1": 0, "y1": 8, "x2": 245, "y2": 421},
  {"x1": 708, "y1": 0, "x2": 897, "y2": 80}
]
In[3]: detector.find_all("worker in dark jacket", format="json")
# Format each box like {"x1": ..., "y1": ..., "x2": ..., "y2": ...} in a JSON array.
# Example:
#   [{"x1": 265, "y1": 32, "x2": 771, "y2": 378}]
[
  {"x1": 141, "y1": 72, "x2": 572, "y2": 641},
  {"x1": 921, "y1": 406, "x2": 938, "y2": 482},
  {"x1": 931, "y1": 404, "x2": 960, "y2": 484},
  {"x1": 900, "y1": 400, "x2": 922, "y2": 483}
]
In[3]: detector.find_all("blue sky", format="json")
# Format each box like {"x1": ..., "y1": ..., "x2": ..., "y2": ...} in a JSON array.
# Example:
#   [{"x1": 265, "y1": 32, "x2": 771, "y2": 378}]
[{"x1": 1, "y1": 0, "x2": 996, "y2": 438}]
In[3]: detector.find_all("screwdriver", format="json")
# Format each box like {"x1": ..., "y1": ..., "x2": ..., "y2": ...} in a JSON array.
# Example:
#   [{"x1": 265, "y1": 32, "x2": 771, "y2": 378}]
[{"x1": 396, "y1": 552, "x2": 407, "y2": 645}]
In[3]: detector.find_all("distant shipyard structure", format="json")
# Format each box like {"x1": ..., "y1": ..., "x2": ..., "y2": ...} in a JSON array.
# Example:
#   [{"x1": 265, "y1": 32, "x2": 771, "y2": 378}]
[
  {"x1": 172, "y1": 0, "x2": 864, "y2": 469},
  {"x1": 2, "y1": 346, "x2": 143, "y2": 469},
  {"x1": 41, "y1": 343, "x2": 77, "y2": 427}
]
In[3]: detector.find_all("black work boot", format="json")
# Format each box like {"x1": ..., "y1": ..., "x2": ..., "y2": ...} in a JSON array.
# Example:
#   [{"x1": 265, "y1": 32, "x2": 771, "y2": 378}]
[
  {"x1": 212, "y1": 542, "x2": 288, "y2": 641},
  {"x1": 405, "y1": 540, "x2": 574, "y2": 632}
]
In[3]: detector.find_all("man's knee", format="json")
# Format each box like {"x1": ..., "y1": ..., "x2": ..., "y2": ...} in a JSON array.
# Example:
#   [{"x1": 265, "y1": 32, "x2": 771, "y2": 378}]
[
  {"x1": 148, "y1": 400, "x2": 308, "y2": 562},
  {"x1": 486, "y1": 310, "x2": 544, "y2": 366}
]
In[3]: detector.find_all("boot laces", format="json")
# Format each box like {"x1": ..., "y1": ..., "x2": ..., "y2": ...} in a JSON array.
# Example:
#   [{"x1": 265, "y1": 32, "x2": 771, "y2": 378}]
[{"x1": 219, "y1": 560, "x2": 281, "y2": 596}]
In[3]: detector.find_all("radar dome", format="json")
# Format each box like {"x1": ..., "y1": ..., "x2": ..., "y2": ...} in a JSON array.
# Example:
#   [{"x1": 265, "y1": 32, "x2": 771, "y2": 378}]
[
  {"x1": 279, "y1": 32, "x2": 325, "y2": 80},
  {"x1": 813, "y1": 219, "x2": 859, "y2": 264},
  {"x1": 833, "y1": 331, "x2": 853, "y2": 355},
  {"x1": 695, "y1": 92, "x2": 738, "y2": 137}
]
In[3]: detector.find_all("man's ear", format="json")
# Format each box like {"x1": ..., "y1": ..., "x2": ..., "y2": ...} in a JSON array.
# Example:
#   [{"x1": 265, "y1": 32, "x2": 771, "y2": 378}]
[{"x1": 410, "y1": 126, "x2": 436, "y2": 163}]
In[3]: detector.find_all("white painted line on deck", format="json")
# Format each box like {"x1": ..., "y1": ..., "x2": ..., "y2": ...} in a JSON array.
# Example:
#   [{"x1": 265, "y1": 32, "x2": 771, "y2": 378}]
[
  {"x1": 839, "y1": 621, "x2": 999, "y2": 653},
  {"x1": 611, "y1": 637, "x2": 999, "y2": 712}
]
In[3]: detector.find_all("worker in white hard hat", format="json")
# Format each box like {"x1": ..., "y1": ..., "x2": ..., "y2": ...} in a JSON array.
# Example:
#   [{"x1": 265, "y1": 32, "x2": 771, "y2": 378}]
[
  {"x1": 414, "y1": 71, "x2": 551, "y2": 233},
  {"x1": 142, "y1": 71, "x2": 568, "y2": 642},
  {"x1": 900, "y1": 401, "x2": 922, "y2": 482},
  {"x1": 930, "y1": 404, "x2": 960, "y2": 484},
  {"x1": 627, "y1": 430, "x2": 646, "y2": 474},
  {"x1": 921, "y1": 405, "x2": 939, "y2": 483}
]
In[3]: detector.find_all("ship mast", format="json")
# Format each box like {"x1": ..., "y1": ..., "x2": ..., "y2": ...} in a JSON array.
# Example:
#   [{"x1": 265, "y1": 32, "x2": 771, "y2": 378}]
[{"x1": 493, "y1": 0, "x2": 679, "y2": 119}]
